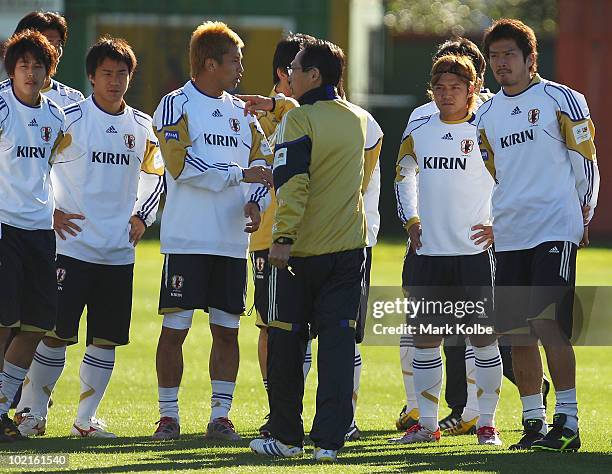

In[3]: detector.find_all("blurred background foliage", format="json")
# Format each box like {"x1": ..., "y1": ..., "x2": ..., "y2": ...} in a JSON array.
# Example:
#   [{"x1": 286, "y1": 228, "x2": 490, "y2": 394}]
[{"x1": 384, "y1": 0, "x2": 557, "y2": 36}]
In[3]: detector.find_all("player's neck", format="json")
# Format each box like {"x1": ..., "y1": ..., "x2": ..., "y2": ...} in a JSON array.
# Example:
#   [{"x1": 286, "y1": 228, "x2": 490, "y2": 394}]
[
  {"x1": 274, "y1": 81, "x2": 291, "y2": 97},
  {"x1": 192, "y1": 76, "x2": 223, "y2": 98},
  {"x1": 439, "y1": 109, "x2": 470, "y2": 123},
  {"x1": 502, "y1": 74, "x2": 532, "y2": 96},
  {"x1": 13, "y1": 86, "x2": 41, "y2": 107},
  {"x1": 93, "y1": 94, "x2": 125, "y2": 115}
]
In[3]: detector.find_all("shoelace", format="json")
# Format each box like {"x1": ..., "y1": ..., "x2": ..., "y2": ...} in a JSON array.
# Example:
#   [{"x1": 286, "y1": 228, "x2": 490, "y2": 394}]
[
  {"x1": 90, "y1": 417, "x2": 108, "y2": 429},
  {"x1": 477, "y1": 426, "x2": 498, "y2": 436},
  {"x1": 216, "y1": 417, "x2": 235, "y2": 431},
  {"x1": 404, "y1": 423, "x2": 423, "y2": 435},
  {"x1": 155, "y1": 417, "x2": 176, "y2": 431}
]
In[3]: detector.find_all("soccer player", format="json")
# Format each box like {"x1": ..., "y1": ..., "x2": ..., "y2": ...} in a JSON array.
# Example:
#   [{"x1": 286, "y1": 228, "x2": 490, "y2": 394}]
[
  {"x1": 151, "y1": 21, "x2": 273, "y2": 442},
  {"x1": 396, "y1": 37, "x2": 532, "y2": 436},
  {"x1": 248, "y1": 39, "x2": 370, "y2": 462},
  {"x1": 0, "y1": 11, "x2": 84, "y2": 108},
  {"x1": 477, "y1": 19, "x2": 599, "y2": 451},
  {"x1": 14, "y1": 36, "x2": 164, "y2": 438},
  {"x1": 1, "y1": 11, "x2": 83, "y2": 412},
  {"x1": 0, "y1": 30, "x2": 64, "y2": 442},
  {"x1": 390, "y1": 54, "x2": 503, "y2": 446},
  {"x1": 397, "y1": 36, "x2": 492, "y2": 435}
]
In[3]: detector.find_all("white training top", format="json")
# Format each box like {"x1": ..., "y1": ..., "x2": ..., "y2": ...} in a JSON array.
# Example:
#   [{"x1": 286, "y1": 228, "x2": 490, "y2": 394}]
[
  {"x1": 476, "y1": 75, "x2": 599, "y2": 251},
  {"x1": 361, "y1": 108, "x2": 384, "y2": 247},
  {"x1": 52, "y1": 96, "x2": 164, "y2": 265},
  {"x1": 0, "y1": 85, "x2": 65, "y2": 230},
  {"x1": 395, "y1": 112, "x2": 494, "y2": 256},
  {"x1": 153, "y1": 80, "x2": 273, "y2": 259}
]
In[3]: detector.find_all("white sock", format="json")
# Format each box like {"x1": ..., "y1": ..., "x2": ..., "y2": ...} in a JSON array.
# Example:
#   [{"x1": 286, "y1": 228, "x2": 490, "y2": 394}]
[
  {"x1": 0, "y1": 361, "x2": 28, "y2": 416},
  {"x1": 413, "y1": 346, "x2": 443, "y2": 432},
  {"x1": 473, "y1": 342, "x2": 503, "y2": 428},
  {"x1": 462, "y1": 345, "x2": 479, "y2": 422},
  {"x1": 76, "y1": 346, "x2": 115, "y2": 424},
  {"x1": 17, "y1": 342, "x2": 66, "y2": 418},
  {"x1": 210, "y1": 380, "x2": 235, "y2": 421},
  {"x1": 351, "y1": 343, "x2": 362, "y2": 426},
  {"x1": 521, "y1": 393, "x2": 547, "y2": 434},
  {"x1": 303, "y1": 339, "x2": 312, "y2": 380},
  {"x1": 555, "y1": 388, "x2": 578, "y2": 431},
  {"x1": 158, "y1": 386, "x2": 179, "y2": 422},
  {"x1": 400, "y1": 334, "x2": 418, "y2": 412}
]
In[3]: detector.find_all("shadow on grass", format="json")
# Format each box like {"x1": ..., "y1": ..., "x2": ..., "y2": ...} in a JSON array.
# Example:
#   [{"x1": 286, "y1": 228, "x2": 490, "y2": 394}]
[{"x1": 2, "y1": 430, "x2": 610, "y2": 473}]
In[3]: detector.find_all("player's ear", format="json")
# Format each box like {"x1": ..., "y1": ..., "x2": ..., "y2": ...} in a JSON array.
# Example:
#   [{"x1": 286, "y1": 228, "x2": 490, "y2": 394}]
[
  {"x1": 526, "y1": 53, "x2": 535, "y2": 71},
  {"x1": 204, "y1": 57, "x2": 216, "y2": 72},
  {"x1": 87, "y1": 74, "x2": 95, "y2": 87},
  {"x1": 277, "y1": 66, "x2": 289, "y2": 82}
]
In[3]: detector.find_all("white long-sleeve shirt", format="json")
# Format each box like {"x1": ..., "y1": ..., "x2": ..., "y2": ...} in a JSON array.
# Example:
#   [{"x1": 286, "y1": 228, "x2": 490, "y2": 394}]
[
  {"x1": 395, "y1": 112, "x2": 494, "y2": 256},
  {"x1": 52, "y1": 96, "x2": 164, "y2": 264},
  {"x1": 0, "y1": 86, "x2": 65, "y2": 230},
  {"x1": 476, "y1": 75, "x2": 599, "y2": 251},
  {"x1": 153, "y1": 81, "x2": 273, "y2": 258}
]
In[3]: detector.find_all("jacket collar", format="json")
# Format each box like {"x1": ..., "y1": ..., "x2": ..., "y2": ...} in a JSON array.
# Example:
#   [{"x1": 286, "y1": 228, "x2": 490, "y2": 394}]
[{"x1": 298, "y1": 85, "x2": 339, "y2": 105}]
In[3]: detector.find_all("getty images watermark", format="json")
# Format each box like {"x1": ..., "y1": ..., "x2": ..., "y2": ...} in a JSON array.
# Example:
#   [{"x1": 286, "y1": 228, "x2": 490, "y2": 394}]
[
  {"x1": 371, "y1": 296, "x2": 493, "y2": 337},
  {"x1": 362, "y1": 286, "x2": 612, "y2": 346}
]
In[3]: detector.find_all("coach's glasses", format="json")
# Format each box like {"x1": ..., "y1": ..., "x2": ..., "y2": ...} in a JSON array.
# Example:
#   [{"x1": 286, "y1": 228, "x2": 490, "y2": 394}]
[{"x1": 287, "y1": 66, "x2": 313, "y2": 75}]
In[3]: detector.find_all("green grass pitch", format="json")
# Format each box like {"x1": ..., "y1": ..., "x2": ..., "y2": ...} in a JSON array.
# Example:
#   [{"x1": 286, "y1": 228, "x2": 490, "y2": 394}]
[{"x1": 2, "y1": 241, "x2": 611, "y2": 472}]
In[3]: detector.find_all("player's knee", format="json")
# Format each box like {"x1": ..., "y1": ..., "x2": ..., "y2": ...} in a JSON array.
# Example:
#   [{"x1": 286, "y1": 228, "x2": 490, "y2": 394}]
[
  {"x1": 209, "y1": 307, "x2": 240, "y2": 330},
  {"x1": 42, "y1": 336, "x2": 68, "y2": 348},
  {"x1": 16, "y1": 330, "x2": 45, "y2": 344},
  {"x1": 471, "y1": 335, "x2": 498, "y2": 348},
  {"x1": 162, "y1": 310, "x2": 194, "y2": 332},
  {"x1": 510, "y1": 333, "x2": 539, "y2": 347},
  {"x1": 531, "y1": 320, "x2": 569, "y2": 346}
]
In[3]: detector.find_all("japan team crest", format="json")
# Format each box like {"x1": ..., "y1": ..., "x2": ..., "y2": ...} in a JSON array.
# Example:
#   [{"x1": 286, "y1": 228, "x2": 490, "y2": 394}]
[
  {"x1": 229, "y1": 118, "x2": 240, "y2": 133},
  {"x1": 460, "y1": 139, "x2": 474, "y2": 154},
  {"x1": 124, "y1": 134, "x2": 136, "y2": 149},
  {"x1": 40, "y1": 126, "x2": 52, "y2": 142},
  {"x1": 56, "y1": 267, "x2": 66, "y2": 283},
  {"x1": 528, "y1": 108, "x2": 540, "y2": 124},
  {"x1": 255, "y1": 257, "x2": 265, "y2": 273},
  {"x1": 171, "y1": 274, "x2": 184, "y2": 290}
]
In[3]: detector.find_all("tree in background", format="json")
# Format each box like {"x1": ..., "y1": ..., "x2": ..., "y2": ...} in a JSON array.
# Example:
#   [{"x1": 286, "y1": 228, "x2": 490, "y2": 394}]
[{"x1": 384, "y1": 0, "x2": 557, "y2": 36}]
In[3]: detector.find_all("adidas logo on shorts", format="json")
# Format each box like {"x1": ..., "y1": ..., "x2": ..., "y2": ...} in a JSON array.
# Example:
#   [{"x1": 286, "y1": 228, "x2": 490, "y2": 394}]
[
  {"x1": 441, "y1": 132, "x2": 453, "y2": 140},
  {"x1": 212, "y1": 109, "x2": 223, "y2": 117},
  {"x1": 106, "y1": 125, "x2": 118, "y2": 134},
  {"x1": 549, "y1": 246, "x2": 560, "y2": 254},
  {"x1": 511, "y1": 106, "x2": 522, "y2": 115},
  {"x1": 28, "y1": 118, "x2": 38, "y2": 126}
]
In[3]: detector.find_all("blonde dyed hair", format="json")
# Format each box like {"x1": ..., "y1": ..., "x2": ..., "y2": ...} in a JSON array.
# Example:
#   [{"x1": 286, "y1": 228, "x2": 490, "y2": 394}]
[
  {"x1": 189, "y1": 21, "x2": 244, "y2": 76},
  {"x1": 428, "y1": 54, "x2": 477, "y2": 111}
]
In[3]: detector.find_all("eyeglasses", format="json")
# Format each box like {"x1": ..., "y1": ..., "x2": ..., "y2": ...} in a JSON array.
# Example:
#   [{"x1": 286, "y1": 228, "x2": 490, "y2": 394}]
[{"x1": 287, "y1": 66, "x2": 312, "y2": 76}]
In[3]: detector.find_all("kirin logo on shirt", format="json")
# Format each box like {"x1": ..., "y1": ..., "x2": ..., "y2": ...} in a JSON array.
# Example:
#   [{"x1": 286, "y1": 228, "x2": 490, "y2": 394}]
[
  {"x1": 528, "y1": 108, "x2": 540, "y2": 125},
  {"x1": 124, "y1": 134, "x2": 136, "y2": 149},
  {"x1": 40, "y1": 126, "x2": 52, "y2": 142},
  {"x1": 460, "y1": 139, "x2": 474, "y2": 154},
  {"x1": 229, "y1": 118, "x2": 240, "y2": 133}
]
